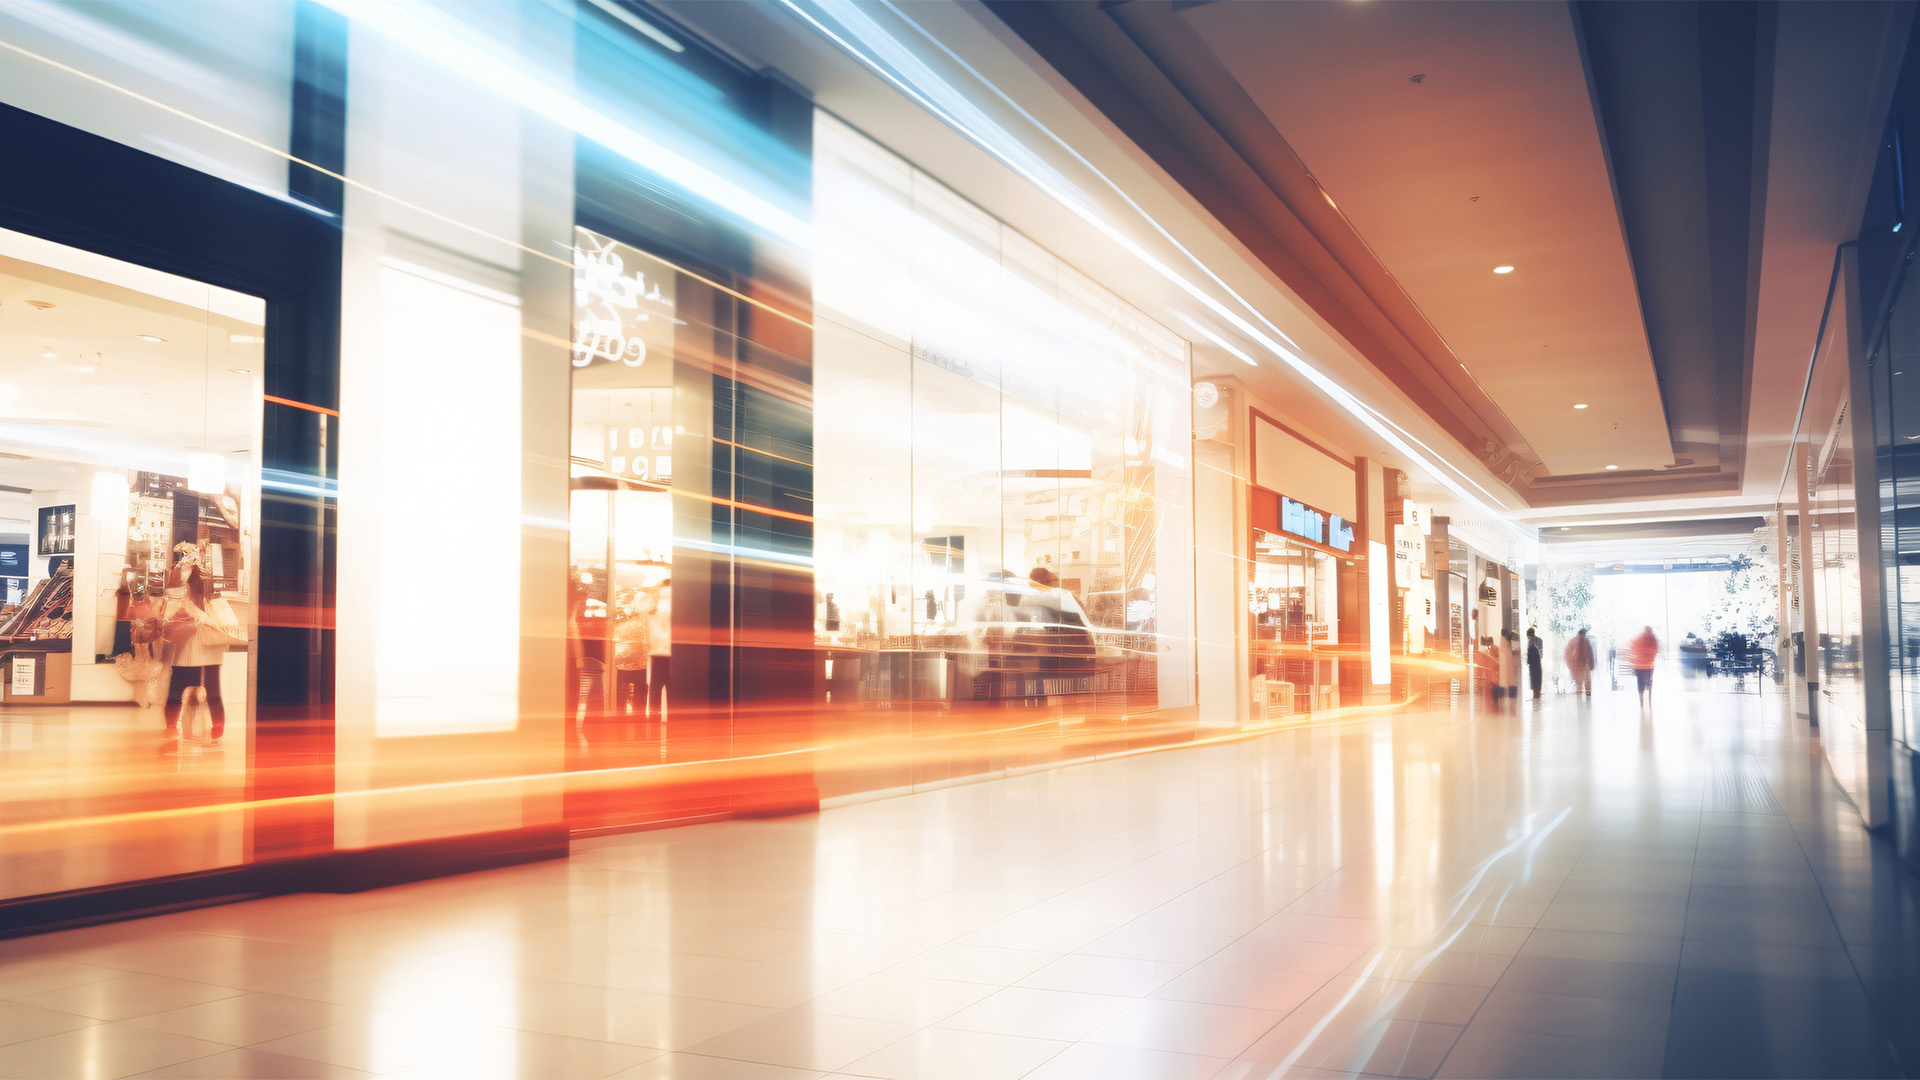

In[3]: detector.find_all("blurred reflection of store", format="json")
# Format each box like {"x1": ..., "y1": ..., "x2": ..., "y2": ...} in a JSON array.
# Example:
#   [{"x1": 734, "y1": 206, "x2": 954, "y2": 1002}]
[{"x1": 566, "y1": 227, "x2": 677, "y2": 744}]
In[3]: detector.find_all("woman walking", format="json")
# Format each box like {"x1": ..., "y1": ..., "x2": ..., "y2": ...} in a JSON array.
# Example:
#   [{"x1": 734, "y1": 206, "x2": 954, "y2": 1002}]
[
  {"x1": 1563, "y1": 628, "x2": 1595, "y2": 697},
  {"x1": 1627, "y1": 625, "x2": 1660, "y2": 707}
]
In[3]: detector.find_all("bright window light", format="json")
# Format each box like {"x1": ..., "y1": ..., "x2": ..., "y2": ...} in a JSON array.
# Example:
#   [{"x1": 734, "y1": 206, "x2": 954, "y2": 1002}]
[{"x1": 187, "y1": 452, "x2": 226, "y2": 494}]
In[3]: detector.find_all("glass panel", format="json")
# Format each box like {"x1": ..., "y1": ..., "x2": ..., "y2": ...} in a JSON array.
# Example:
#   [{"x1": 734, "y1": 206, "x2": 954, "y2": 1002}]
[
  {"x1": 1887, "y1": 267, "x2": 1920, "y2": 751},
  {"x1": 811, "y1": 111, "x2": 1196, "y2": 789},
  {"x1": 0, "y1": 225, "x2": 263, "y2": 898},
  {"x1": 566, "y1": 227, "x2": 678, "y2": 783}
]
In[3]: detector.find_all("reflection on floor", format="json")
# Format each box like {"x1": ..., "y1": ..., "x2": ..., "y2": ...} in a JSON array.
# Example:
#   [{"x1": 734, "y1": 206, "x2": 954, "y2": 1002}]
[
  {"x1": 0, "y1": 689, "x2": 249, "y2": 900},
  {"x1": 0, "y1": 687, "x2": 1916, "y2": 1078}
]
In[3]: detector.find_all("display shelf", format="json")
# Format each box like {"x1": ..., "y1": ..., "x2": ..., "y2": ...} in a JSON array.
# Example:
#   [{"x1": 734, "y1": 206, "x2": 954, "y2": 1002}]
[{"x1": 0, "y1": 570, "x2": 74, "y2": 644}]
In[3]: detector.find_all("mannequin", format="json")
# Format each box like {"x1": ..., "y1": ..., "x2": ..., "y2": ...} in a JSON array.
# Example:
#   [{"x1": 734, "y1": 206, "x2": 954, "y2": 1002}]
[{"x1": 159, "y1": 543, "x2": 238, "y2": 740}]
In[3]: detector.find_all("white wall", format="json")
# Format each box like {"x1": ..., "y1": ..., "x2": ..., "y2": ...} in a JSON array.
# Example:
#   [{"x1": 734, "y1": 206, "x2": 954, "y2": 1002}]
[
  {"x1": 332, "y1": 7, "x2": 571, "y2": 847},
  {"x1": 1253, "y1": 414, "x2": 1357, "y2": 520},
  {"x1": 1194, "y1": 388, "x2": 1246, "y2": 726}
]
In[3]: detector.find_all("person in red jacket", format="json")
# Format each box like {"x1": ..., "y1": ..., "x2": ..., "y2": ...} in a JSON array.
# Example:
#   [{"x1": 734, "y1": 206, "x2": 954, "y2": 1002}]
[{"x1": 1627, "y1": 625, "x2": 1660, "y2": 707}]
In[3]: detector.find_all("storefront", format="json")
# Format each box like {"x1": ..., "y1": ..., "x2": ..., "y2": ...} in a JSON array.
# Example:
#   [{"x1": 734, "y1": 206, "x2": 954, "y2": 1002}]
[
  {"x1": 1244, "y1": 410, "x2": 1362, "y2": 717},
  {"x1": 0, "y1": 0, "x2": 1236, "y2": 925},
  {"x1": 1248, "y1": 491, "x2": 1350, "y2": 715},
  {"x1": 807, "y1": 113, "x2": 1197, "y2": 763},
  {"x1": 0, "y1": 44, "x2": 341, "y2": 913}
]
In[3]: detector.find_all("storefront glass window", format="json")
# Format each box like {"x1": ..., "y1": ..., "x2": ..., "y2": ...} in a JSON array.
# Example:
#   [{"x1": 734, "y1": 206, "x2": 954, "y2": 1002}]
[
  {"x1": 1250, "y1": 531, "x2": 1340, "y2": 715},
  {"x1": 811, "y1": 112, "x2": 1195, "y2": 770},
  {"x1": 0, "y1": 225, "x2": 262, "y2": 898}
]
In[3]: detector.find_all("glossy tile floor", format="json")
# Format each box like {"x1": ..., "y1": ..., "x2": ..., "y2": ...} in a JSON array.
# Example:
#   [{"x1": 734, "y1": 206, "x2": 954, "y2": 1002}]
[{"x1": 2, "y1": 685, "x2": 1917, "y2": 1079}]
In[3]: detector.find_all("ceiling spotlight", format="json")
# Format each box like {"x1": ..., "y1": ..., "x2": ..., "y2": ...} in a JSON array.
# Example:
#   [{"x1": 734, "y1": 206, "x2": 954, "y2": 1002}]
[
  {"x1": 1493, "y1": 265, "x2": 1515, "y2": 274},
  {"x1": 1605, "y1": 464, "x2": 1619, "y2": 470},
  {"x1": 134, "y1": 334, "x2": 166, "y2": 343},
  {"x1": 1573, "y1": 403, "x2": 1588, "y2": 410}
]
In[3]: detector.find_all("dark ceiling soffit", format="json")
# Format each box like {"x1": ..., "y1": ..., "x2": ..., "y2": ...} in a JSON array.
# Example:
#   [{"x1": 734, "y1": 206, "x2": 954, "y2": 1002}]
[
  {"x1": 1519, "y1": 470, "x2": 1742, "y2": 508},
  {"x1": 981, "y1": 0, "x2": 1533, "y2": 481},
  {"x1": 1570, "y1": 1, "x2": 1774, "y2": 489},
  {"x1": 1542, "y1": 515, "x2": 1766, "y2": 543}
]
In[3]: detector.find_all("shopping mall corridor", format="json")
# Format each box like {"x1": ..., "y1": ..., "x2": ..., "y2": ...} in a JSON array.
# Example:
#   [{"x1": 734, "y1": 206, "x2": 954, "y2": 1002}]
[{"x1": 0, "y1": 686, "x2": 1916, "y2": 1080}]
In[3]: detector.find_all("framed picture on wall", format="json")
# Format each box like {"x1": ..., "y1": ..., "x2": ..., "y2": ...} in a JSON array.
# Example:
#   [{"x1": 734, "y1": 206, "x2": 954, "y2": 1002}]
[{"x1": 36, "y1": 505, "x2": 75, "y2": 556}]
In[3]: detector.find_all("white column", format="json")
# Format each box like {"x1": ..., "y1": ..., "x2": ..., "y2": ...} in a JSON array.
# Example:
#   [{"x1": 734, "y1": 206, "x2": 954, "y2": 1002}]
[{"x1": 1795, "y1": 442, "x2": 1820, "y2": 726}]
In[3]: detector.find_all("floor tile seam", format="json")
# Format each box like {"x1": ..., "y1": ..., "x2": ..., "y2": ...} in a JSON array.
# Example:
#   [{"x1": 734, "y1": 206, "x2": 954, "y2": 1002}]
[
  {"x1": 1655, "y1": 772, "x2": 1710, "y2": 1076},
  {"x1": 454, "y1": 968, "x2": 834, "y2": 1017},
  {"x1": 0, "y1": 978, "x2": 252, "y2": 1025},
  {"x1": 118, "y1": 1010, "x2": 344, "y2": 1049},
  {"x1": 1774, "y1": 775, "x2": 1914, "y2": 1079},
  {"x1": 164, "y1": 1046, "x2": 379, "y2": 1078}
]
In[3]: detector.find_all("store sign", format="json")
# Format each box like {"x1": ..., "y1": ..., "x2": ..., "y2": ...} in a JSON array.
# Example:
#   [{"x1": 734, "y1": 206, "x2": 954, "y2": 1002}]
[
  {"x1": 573, "y1": 232, "x2": 673, "y2": 369},
  {"x1": 1393, "y1": 524, "x2": 1422, "y2": 589},
  {"x1": 0, "y1": 544, "x2": 24, "y2": 576},
  {"x1": 1403, "y1": 500, "x2": 1432, "y2": 536},
  {"x1": 1280, "y1": 496, "x2": 1354, "y2": 553},
  {"x1": 10, "y1": 655, "x2": 35, "y2": 695}
]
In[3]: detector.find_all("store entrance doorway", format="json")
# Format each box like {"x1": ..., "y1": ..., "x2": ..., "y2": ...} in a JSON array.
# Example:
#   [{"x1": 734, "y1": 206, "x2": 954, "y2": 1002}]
[{"x1": 1250, "y1": 529, "x2": 1340, "y2": 717}]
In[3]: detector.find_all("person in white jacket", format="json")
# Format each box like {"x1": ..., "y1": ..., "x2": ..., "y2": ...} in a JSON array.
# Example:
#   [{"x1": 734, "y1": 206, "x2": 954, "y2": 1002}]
[{"x1": 158, "y1": 543, "x2": 243, "y2": 740}]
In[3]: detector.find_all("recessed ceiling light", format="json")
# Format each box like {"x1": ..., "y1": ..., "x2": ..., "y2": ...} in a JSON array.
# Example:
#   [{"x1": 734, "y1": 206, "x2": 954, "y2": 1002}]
[
  {"x1": 1573, "y1": 403, "x2": 1588, "y2": 410},
  {"x1": 134, "y1": 334, "x2": 166, "y2": 343},
  {"x1": 1605, "y1": 464, "x2": 1619, "y2": 470},
  {"x1": 40, "y1": 350, "x2": 56, "y2": 359},
  {"x1": 229, "y1": 368, "x2": 251, "y2": 375},
  {"x1": 73, "y1": 365, "x2": 95, "y2": 373},
  {"x1": 1493, "y1": 265, "x2": 1515, "y2": 274}
]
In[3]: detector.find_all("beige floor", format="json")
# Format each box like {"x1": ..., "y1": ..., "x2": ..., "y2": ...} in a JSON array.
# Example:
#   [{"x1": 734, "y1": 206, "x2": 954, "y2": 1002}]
[
  {"x1": 0, "y1": 685, "x2": 1915, "y2": 1078},
  {"x1": 0, "y1": 680, "x2": 250, "y2": 900}
]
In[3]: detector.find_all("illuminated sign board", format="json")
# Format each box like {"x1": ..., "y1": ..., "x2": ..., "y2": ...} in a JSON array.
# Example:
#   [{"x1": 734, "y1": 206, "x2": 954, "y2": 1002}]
[
  {"x1": 572, "y1": 229, "x2": 675, "y2": 369},
  {"x1": 1279, "y1": 496, "x2": 1354, "y2": 554}
]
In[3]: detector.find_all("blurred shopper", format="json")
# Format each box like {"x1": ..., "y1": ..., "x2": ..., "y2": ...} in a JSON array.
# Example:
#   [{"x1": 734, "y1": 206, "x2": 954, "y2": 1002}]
[
  {"x1": 1564, "y1": 628, "x2": 1595, "y2": 697},
  {"x1": 612, "y1": 594, "x2": 649, "y2": 717},
  {"x1": 647, "y1": 583, "x2": 672, "y2": 721},
  {"x1": 1477, "y1": 637, "x2": 1500, "y2": 705},
  {"x1": 1526, "y1": 627, "x2": 1544, "y2": 700},
  {"x1": 1499, "y1": 630, "x2": 1520, "y2": 707},
  {"x1": 159, "y1": 543, "x2": 242, "y2": 742},
  {"x1": 1628, "y1": 625, "x2": 1660, "y2": 706}
]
